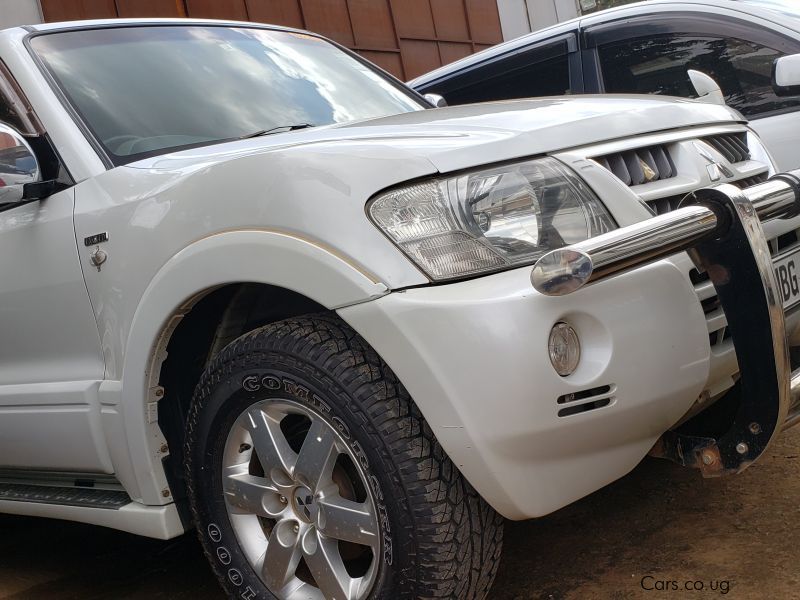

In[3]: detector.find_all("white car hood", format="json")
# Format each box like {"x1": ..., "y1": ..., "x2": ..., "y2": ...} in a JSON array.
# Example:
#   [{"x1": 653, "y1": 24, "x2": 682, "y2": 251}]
[{"x1": 130, "y1": 95, "x2": 744, "y2": 175}]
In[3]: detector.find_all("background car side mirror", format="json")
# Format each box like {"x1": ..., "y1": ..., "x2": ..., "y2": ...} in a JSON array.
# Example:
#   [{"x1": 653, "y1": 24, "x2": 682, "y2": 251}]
[
  {"x1": 773, "y1": 54, "x2": 800, "y2": 97},
  {"x1": 424, "y1": 93, "x2": 448, "y2": 108},
  {"x1": 0, "y1": 123, "x2": 40, "y2": 205}
]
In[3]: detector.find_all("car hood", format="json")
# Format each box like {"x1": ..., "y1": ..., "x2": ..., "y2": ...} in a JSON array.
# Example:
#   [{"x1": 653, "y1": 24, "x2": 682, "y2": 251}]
[{"x1": 129, "y1": 95, "x2": 744, "y2": 175}]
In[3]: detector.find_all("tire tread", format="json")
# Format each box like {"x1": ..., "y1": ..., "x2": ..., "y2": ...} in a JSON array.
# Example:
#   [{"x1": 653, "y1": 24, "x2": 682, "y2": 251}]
[{"x1": 185, "y1": 313, "x2": 503, "y2": 599}]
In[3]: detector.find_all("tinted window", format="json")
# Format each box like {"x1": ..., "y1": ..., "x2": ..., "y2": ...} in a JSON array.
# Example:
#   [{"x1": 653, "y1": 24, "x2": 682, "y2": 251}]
[
  {"x1": 599, "y1": 35, "x2": 800, "y2": 117},
  {"x1": 432, "y1": 50, "x2": 570, "y2": 105},
  {"x1": 31, "y1": 26, "x2": 424, "y2": 164}
]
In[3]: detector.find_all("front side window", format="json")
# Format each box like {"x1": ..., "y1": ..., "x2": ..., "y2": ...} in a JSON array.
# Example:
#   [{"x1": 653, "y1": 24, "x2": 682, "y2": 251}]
[
  {"x1": 598, "y1": 34, "x2": 800, "y2": 117},
  {"x1": 30, "y1": 26, "x2": 425, "y2": 164}
]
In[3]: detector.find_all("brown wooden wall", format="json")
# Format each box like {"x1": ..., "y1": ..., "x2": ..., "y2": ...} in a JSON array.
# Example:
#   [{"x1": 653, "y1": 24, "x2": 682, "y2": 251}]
[{"x1": 39, "y1": 0, "x2": 503, "y2": 80}]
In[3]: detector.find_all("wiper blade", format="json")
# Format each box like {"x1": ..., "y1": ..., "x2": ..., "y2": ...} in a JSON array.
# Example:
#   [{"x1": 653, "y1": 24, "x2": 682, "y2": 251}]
[{"x1": 239, "y1": 123, "x2": 315, "y2": 139}]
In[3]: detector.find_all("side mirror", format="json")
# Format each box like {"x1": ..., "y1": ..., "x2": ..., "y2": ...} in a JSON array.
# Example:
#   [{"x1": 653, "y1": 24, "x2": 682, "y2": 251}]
[
  {"x1": 0, "y1": 124, "x2": 40, "y2": 205},
  {"x1": 773, "y1": 54, "x2": 800, "y2": 96},
  {"x1": 688, "y1": 70, "x2": 726, "y2": 105},
  {"x1": 423, "y1": 93, "x2": 447, "y2": 108}
]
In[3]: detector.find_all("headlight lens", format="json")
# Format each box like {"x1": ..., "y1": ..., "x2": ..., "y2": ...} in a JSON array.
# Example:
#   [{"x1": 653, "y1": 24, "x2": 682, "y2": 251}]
[{"x1": 368, "y1": 157, "x2": 616, "y2": 280}]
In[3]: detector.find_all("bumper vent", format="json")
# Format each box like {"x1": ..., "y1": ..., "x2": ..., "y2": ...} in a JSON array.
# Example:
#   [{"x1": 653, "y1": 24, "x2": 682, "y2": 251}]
[
  {"x1": 703, "y1": 132, "x2": 750, "y2": 163},
  {"x1": 595, "y1": 144, "x2": 676, "y2": 186},
  {"x1": 557, "y1": 385, "x2": 615, "y2": 417}
]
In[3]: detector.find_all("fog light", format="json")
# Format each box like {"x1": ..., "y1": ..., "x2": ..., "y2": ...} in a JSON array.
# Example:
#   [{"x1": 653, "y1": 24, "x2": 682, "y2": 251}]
[{"x1": 548, "y1": 322, "x2": 580, "y2": 376}]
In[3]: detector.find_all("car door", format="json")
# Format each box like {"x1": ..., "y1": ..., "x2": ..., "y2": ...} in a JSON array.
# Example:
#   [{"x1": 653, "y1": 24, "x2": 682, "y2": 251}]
[
  {"x1": 582, "y1": 11, "x2": 800, "y2": 169},
  {"x1": 0, "y1": 63, "x2": 109, "y2": 474},
  {"x1": 413, "y1": 28, "x2": 582, "y2": 105}
]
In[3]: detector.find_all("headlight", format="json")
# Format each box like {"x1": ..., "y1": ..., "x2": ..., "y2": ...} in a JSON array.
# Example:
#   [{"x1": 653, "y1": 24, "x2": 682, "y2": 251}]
[{"x1": 368, "y1": 157, "x2": 616, "y2": 281}]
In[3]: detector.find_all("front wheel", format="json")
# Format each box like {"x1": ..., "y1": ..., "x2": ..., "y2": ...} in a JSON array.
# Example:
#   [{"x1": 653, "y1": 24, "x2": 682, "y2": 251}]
[{"x1": 184, "y1": 314, "x2": 503, "y2": 600}]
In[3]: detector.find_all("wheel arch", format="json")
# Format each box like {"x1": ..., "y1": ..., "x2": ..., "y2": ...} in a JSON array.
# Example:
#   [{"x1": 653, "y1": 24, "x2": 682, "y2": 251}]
[{"x1": 107, "y1": 229, "x2": 389, "y2": 508}]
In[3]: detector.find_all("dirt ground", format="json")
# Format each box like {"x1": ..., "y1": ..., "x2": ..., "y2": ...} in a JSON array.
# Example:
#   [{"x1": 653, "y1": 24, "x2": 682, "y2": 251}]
[{"x1": 2, "y1": 429, "x2": 800, "y2": 599}]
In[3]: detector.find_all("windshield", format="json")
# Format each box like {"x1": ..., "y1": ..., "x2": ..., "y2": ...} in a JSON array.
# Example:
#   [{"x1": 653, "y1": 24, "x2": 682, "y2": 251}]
[{"x1": 29, "y1": 25, "x2": 425, "y2": 164}]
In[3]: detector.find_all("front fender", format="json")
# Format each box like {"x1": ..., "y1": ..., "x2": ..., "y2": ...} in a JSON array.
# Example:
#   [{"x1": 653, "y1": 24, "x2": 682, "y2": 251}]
[{"x1": 103, "y1": 230, "x2": 387, "y2": 505}]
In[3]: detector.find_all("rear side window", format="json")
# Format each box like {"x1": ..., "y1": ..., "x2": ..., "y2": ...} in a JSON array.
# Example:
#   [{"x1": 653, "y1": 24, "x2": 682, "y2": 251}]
[
  {"x1": 598, "y1": 34, "x2": 800, "y2": 117},
  {"x1": 421, "y1": 40, "x2": 572, "y2": 106}
]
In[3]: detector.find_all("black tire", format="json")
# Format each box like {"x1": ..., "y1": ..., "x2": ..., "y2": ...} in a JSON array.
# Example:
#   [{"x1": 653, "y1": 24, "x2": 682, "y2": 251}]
[{"x1": 184, "y1": 313, "x2": 503, "y2": 600}]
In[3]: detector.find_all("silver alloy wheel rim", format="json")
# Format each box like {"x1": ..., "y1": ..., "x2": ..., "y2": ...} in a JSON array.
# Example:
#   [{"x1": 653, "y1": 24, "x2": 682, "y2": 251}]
[{"x1": 222, "y1": 398, "x2": 380, "y2": 600}]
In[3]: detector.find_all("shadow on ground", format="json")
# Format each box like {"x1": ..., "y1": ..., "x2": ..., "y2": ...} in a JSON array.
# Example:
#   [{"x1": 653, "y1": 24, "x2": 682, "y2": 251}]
[{"x1": 2, "y1": 430, "x2": 799, "y2": 599}]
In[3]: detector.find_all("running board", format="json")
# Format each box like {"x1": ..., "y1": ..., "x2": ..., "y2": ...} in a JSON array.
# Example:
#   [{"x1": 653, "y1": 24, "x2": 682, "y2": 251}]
[
  {"x1": 0, "y1": 482, "x2": 131, "y2": 509},
  {"x1": 0, "y1": 494, "x2": 186, "y2": 540}
]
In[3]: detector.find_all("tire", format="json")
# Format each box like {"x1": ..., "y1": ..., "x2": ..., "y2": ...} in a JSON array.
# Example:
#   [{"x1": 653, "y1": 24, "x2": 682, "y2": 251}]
[{"x1": 184, "y1": 313, "x2": 503, "y2": 600}]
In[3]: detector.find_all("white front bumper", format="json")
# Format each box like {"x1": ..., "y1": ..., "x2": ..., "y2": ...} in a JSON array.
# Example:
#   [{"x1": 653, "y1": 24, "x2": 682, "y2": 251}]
[{"x1": 339, "y1": 259, "x2": 710, "y2": 520}]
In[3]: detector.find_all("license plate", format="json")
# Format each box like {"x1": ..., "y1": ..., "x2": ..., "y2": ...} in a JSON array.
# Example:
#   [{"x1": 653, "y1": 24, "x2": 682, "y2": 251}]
[{"x1": 774, "y1": 248, "x2": 800, "y2": 310}]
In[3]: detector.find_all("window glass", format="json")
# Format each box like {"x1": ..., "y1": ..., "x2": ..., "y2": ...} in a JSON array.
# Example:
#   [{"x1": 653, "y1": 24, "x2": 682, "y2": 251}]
[
  {"x1": 599, "y1": 35, "x2": 800, "y2": 117},
  {"x1": 30, "y1": 26, "x2": 424, "y2": 164},
  {"x1": 0, "y1": 95, "x2": 17, "y2": 129},
  {"x1": 0, "y1": 77, "x2": 28, "y2": 134},
  {"x1": 438, "y1": 52, "x2": 570, "y2": 105}
]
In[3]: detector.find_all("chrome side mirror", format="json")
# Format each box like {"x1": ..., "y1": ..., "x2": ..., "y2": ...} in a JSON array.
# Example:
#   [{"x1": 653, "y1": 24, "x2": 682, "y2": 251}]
[
  {"x1": 0, "y1": 124, "x2": 40, "y2": 205},
  {"x1": 773, "y1": 54, "x2": 800, "y2": 96},
  {"x1": 424, "y1": 93, "x2": 447, "y2": 108}
]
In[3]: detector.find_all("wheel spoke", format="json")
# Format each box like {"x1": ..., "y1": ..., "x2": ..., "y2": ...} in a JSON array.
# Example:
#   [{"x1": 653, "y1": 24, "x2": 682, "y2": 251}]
[
  {"x1": 293, "y1": 419, "x2": 339, "y2": 493},
  {"x1": 261, "y1": 520, "x2": 303, "y2": 590},
  {"x1": 223, "y1": 467, "x2": 275, "y2": 517},
  {"x1": 317, "y1": 495, "x2": 379, "y2": 547},
  {"x1": 245, "y1": 408, "x2": 297, "y2": 480},
  {"x1": 304, "y1": 531, "x2": 355, "y2": 600}
]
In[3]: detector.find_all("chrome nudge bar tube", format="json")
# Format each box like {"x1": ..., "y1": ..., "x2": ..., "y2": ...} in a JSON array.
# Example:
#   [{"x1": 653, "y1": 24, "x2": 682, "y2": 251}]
[
  {"x1": 530, "y1": 204, "x2": 721, "y2": 295},
  {"x1": 531, "y1": 169, "x2": 800, "y2": 476},
  {"x1": 531, "y1": 174, "x2": 800, "y2": 297}
]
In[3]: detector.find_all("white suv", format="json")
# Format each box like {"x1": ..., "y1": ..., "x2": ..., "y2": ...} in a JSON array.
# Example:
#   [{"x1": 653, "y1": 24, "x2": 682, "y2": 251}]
[{"x1": 1, "y1": 18, "x2": 800, "y2": 600}]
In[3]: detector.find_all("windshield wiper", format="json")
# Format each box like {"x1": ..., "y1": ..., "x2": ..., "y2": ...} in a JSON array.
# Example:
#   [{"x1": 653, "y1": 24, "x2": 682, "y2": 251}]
[{"x1": 239, "y1": 123, "x2": 315, "y2": 139}]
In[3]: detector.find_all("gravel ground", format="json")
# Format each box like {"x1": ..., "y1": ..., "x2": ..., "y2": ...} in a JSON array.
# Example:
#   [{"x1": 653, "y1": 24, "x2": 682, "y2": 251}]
[{"x1": 2, "y1": 428, "x2": 799, "y2": 599}]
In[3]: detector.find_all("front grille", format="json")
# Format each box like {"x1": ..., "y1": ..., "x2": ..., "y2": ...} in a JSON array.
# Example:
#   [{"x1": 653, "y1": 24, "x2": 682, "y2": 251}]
[
  {"x1": 735, "y1": 172, "x2": 769, "y2": 188},
  {"x1": 595, "y1": 144, "x2": 676, "y2": 186},
  {"x1": 647, "y1": 193, "x2": 686, "y2": 216},
  {"x1": 703, "y1": 132, "x2": 751, "y2": 163},
  {"x1": 644, "y1": 172, "x2": 770, "y2": 216}
]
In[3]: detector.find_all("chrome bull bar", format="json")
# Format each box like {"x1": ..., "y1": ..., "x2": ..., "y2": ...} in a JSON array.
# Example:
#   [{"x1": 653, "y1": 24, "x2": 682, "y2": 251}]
[{"x1": 531, "y1": 171, "x2": 800, "y2": 476}]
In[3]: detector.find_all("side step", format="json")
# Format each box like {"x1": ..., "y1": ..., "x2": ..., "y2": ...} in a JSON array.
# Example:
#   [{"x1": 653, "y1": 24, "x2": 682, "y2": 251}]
[{"x1": 0, "y1": 482, "x2": 131, "y2": 509}]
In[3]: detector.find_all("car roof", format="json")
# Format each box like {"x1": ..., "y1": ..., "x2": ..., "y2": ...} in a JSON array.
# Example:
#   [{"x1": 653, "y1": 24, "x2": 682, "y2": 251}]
[
  {"x1": 409, "y1": 0, "x2": 800, "y2": 88},
  {"x1": 4, "y1": 17, "x2": 305, "y2": 36}
]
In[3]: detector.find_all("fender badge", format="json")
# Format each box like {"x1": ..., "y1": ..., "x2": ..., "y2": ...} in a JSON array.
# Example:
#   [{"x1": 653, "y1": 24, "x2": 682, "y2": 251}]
[{"x1": 84, "y1": 232, "x2": 109, "y2": 246}]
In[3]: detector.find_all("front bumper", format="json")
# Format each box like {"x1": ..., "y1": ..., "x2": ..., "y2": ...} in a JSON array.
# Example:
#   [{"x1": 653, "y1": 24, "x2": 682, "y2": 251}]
[
  {"x1": 340, "y1": 259, "x2": 711, "y2": 520},
  {"x1": 341, "y1": 171, "x2": 800, "y2": 521}
]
